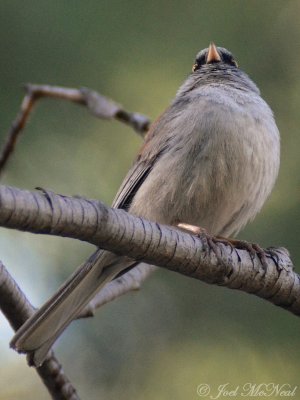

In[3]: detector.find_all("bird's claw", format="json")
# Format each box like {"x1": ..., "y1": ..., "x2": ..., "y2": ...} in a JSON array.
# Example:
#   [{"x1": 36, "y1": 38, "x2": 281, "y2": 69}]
[
  {"x1": 177, "y1": 223, "x2": 269, "y2": 270},
  {"x1": 177, "y1": 223, "x2": 224, "y2": 264},
  {"x1": 215, "y1": 238, "x2": 269, "y2": 270}
]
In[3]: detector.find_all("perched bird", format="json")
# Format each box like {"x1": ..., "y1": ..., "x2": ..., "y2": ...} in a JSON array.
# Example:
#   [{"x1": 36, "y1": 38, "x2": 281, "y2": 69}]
[{"x1": 11, "y1": 43, "x2": 280, "y2": 366}]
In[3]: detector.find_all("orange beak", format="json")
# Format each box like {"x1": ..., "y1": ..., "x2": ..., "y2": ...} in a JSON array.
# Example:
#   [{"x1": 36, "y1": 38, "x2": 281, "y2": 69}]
[{"x1": 206, "y1": 43, "x2": 221, "y2": 63}]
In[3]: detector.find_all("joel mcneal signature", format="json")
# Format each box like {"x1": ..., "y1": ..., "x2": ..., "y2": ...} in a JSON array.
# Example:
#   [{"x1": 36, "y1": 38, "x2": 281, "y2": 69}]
[{"x1": 196, "y1": 383, "x2": 297, "y2": 398}]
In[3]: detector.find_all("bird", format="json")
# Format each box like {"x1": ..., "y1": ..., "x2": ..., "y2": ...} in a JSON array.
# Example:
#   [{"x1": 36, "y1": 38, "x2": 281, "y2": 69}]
[{"x1": 10, "y1": 43, "x2": 280, "y2": 366}]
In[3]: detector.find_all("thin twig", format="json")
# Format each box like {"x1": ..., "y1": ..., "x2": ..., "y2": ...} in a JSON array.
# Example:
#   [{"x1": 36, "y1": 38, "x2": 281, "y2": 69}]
[
  {"x1": 0, "y1": 84, "x2": 150, "y2": 175},
  {"x1": 0, "y1": 92, "x2": 35, "y2": 173},
  {"x1": 78, "y1": 263, "x2": 156, "y2": 318},
  {"x1": 0, "y1": 261, "x2": 80, "y2": 400}
]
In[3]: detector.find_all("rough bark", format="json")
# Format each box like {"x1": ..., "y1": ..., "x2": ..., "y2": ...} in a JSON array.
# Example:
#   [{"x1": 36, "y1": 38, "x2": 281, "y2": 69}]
[{"x1": 0, "y1": 185, "x2": 297, "y2": 317}]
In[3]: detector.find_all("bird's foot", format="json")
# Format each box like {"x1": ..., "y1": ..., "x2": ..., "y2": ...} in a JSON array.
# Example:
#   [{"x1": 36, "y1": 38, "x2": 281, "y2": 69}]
[
  {"x1": 177, "y1": 223, "x2": 205, "y2": 236},
  {"x1": 214, "y1": 237, "x2": 269, "y2": 270},
  {"x1": 177, "y1": 223, "x2": 223, "y2": 262},
  {"x1": 177, "y1": 223, "x2": 269, "y2": 270}
]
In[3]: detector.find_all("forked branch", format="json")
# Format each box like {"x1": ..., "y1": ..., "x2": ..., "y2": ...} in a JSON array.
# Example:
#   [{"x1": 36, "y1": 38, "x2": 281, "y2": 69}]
[{"x1": 0, "y1": 84, "x2": 150, "y2": 175}]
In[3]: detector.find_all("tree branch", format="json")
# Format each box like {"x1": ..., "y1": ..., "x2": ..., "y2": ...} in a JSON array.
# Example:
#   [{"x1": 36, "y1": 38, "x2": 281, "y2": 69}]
[
  {"x1": 77, "y1": 263, "x2": 156, "y2": 318},
  {"x1": 0, "y1": 261, "x2": 80, "y2": 400},
  {"x1": 0, "y1": 84, "x2": 150, "y2": 175},
  {"x1": 0, "y1": 184, "x2": 297, "y2": 316}
]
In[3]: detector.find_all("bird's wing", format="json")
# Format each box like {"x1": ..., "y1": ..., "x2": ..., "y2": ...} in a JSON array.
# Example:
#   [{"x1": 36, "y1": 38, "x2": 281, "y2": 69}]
[
  {"x1": 112, "y1": 110, "x2": 171, "y2": 209},
  {"x1": 112, "y1": 160, "x2": 153, "y2": 209}
]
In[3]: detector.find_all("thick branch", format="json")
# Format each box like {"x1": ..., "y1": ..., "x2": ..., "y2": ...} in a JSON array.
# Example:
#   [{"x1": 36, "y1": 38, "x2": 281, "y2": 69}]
[
  {"x1": 0, "y1": 261, "x2": 80, "y2": 400},
  {"x1": 0, "y1": 185, "x2": 298, "y2": 316}
]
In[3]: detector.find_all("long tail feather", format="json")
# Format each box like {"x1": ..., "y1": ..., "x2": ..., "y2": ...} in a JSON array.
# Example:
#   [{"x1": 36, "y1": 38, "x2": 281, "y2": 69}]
[{"x1": 10, "y1": 249, "x2": 136, "y2": 366}]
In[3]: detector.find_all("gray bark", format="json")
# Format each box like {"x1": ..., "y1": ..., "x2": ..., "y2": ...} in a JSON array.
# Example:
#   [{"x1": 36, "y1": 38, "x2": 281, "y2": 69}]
[{"x1": 0, "y1": 184, "x2": 297, "y2": 316}]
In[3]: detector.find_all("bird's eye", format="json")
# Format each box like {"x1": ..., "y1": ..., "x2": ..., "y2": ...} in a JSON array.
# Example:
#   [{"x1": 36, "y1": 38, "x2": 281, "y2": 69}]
[
  {"x1": 222, "y1": 53, "x2": 238, "y2": 67},
  {"x1": 192, "y1": 55, "x2": 206, "y2": 72},
  {"x1": 229, "y1": 58, "x2": 238, "y2": 67}
]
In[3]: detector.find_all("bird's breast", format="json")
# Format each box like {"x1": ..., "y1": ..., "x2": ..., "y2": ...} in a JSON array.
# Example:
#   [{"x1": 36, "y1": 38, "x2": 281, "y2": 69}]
[{"x1": 130, "y1": 89, "x2": 280, "y2": 237}]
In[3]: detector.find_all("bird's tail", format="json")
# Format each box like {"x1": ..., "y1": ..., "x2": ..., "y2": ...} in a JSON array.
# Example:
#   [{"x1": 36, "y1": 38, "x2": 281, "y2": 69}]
[{"x1": 10, "y1": 249, "x2": 137, "y2": 366}]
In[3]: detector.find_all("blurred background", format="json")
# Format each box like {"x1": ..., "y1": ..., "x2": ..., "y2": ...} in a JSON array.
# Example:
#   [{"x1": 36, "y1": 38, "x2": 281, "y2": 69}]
[{"x1": 0, "y1": 1, "x2": 299, "y2": 399}]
